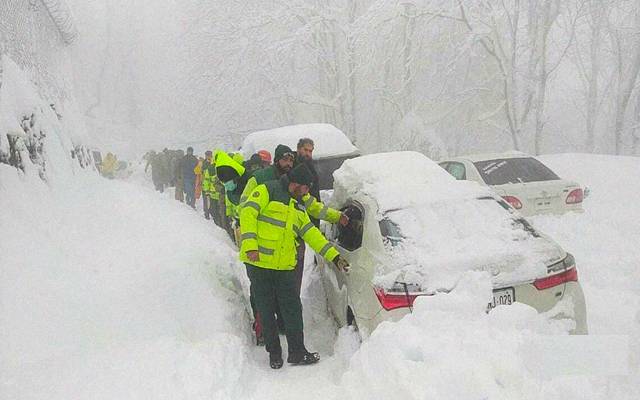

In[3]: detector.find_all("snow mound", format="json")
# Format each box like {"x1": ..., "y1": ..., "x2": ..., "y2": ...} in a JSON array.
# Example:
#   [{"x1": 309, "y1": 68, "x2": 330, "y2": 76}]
[
  {"x1": 376, "y1": 198, "x2": 560, "y2": 291},
  {"x1": 342, "y1": 272, "x2": 589, "y2": 400},
  {"x1": 241, "y1": 123, "x2": 358, "y2": 159}
]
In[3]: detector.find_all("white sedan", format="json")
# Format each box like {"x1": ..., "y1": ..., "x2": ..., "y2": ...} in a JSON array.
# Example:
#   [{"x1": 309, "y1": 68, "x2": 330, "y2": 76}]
[
  {"x1": 319, "y1": 151, "x2": 588, "y2": 337},
  {"x1": 438, "y1": 151, "x2": 584, "y2": 216}
]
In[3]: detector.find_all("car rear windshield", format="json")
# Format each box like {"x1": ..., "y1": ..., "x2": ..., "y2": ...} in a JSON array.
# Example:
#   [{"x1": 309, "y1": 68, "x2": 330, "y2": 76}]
[
  {"x1": 313, "y1": 154, "x2": 359, "y2": 190},
  {"x1": 474, "y1": 157, "x2": 560, "y2": 185}
]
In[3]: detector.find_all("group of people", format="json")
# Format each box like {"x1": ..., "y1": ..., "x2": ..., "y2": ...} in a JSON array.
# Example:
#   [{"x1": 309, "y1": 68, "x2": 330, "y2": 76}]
[{"x1": 148, "y1": 138, "x2": 351, "y2": 370}]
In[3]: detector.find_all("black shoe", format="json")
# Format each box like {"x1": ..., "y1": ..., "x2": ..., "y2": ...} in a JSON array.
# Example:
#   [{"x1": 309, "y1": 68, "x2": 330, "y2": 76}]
[
  {"x1": 269, "y1": 353, "x2": 283, "y2": 369},
  {"x1": 287, "y1": 351, "x2": 320, "y2": 365}
]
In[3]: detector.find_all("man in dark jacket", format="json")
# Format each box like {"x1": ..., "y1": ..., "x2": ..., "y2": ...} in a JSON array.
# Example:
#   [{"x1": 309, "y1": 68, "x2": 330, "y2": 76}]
[
  {"x1": 182, "y1": 147, "x2": 199, "y2": 208},
  {"x1": 295, "y1": 138, "x2": 321, "y2": 227}
]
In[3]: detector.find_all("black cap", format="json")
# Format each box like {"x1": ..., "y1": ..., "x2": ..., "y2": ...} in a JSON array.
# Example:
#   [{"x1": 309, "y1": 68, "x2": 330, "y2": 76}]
[
  {"x1": 288, "y1": 164, "x2": 313, "y2": 186},
  {"x1": 274, "y1": 144, "x2": 295, "y2": 162}
]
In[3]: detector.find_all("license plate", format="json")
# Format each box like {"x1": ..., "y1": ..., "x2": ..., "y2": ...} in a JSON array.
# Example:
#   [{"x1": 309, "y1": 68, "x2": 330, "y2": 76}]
[{"x1": 488, "y1": 287, "x2": 515, "y2": 310}]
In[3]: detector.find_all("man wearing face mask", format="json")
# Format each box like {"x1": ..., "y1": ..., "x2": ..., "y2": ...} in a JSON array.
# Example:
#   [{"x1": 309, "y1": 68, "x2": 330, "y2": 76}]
[
  {"x1": 240, "y1": 164, "x2": 350, "y2": 369},
  {"x1": 215, "y1": 151, "x2": 250, "y2": 241}
]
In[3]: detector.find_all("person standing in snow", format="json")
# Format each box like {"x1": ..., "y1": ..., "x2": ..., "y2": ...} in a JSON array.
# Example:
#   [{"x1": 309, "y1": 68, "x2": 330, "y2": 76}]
[
  {"x1": 240, "y1": 163, "x2": 350, "y2": 369},
  {"x1": 215, "y1": 151, "x2": 250, "y2": 241},
  {"x1": 202, "y1": 153, "x2": 222, "y2": 225},
  {"x1": 181, "y1": 147, "x2": 199, "y2": 208},
  {"x1": 173, "y1": 149, "x2": 185, "y2": 202},
  {"x1": 145, "y1": 150, "x2": 166, "y2": 192},
  {"x1": 237, "y1": 144, "x2": 295, "y2": 343},
  {"x1": 236, "y1": 144, "x2": 348, "y2": 343},
  {"x1": 199, "y1": 150, "x2": 214, "y2": 219},
  {"x1": 291, "y1": 138, "x2": 349, "y2": 295},
  {"x1": 159, "y1": 148, "x2": 172, "y2": 189}
]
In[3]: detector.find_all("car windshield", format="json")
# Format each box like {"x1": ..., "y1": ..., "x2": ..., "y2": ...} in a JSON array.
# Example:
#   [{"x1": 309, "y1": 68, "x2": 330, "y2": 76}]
[
  {"x1": 474, "y1": 157, "x2": 560, "y2": 185},
  {"x1": 313, "y1": 154, "x2": 359, "y2": 190},
  {"x1": 374, "y1": 197, "x2": 551, "y2": 292}
]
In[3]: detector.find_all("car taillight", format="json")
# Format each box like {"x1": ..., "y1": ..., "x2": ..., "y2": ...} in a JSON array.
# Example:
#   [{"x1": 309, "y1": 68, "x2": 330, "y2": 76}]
[
  {"x1": 502, "y1": 195, "x2": 523, "y2": 209},
  {"x1": 565, "y1": 188, "x2": 584, "y2": 204},
  {"x1": 533, "y1": 267, "x2": 578, "y2": 290},
  {"x1": 374, "y1": 287, "x2": 421, "y2": 311}
]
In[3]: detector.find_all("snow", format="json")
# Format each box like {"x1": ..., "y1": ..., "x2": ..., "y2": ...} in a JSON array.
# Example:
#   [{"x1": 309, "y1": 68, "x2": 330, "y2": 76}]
[
  {"x1": 240, "y1": 123, "x2": 359, "y2": 159},
  {"x1": 377, "y1": 199, "x2": 560, "y2": 292},
  {"x1": 332, "y1": 150, "x2": 494, "y2": 212},
  {"x1": 1, "y1": 152, "x2": 638, "y2": 399},
  {"x1": 332, "y1": 151, "x2": 562, "y2": 296},
  {"x1": 41, "y1": 0, "x2": 78, "y2": 44}
]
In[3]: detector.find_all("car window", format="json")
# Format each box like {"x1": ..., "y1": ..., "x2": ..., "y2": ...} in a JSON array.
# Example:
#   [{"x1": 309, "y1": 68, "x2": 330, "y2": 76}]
[
  {"x1": 336, "y1": 204, "x2": 364, "y2": 251},
  {"x1": 313, "y1": 154, "x2": 359, "y2": 190},
  {"x1": 446, "y1": 162, "x2": 466, "y2": 180},
  {"x1": 473, "y1": 157, "x2": 560, "y2": 185},
  {"x1": 379, "y1": 218, "x2": 403, "y2": 247}
]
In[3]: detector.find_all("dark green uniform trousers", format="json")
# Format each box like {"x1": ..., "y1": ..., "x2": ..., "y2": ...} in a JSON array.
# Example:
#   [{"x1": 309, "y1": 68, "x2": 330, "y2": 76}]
[{"x1": 245, "y1": 263, "x2": 305, "y2": 356}]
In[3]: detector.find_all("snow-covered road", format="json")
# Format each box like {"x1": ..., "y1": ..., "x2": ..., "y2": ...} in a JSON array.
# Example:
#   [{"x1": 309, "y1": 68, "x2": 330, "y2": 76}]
[{"x1": 1, "y1": 154, "x2": 639, "y2": 399}]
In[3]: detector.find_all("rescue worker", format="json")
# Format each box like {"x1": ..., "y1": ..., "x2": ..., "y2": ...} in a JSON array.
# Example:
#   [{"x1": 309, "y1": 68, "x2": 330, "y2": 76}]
[
  {"x1": 181, "y1": 147, "x2": 199, "y2": 208},
  {"x1": 202, "y1": 153, "x2": 222, "y2": 225},
  {"x1": 200, "y1": 150, "x2": 214, "y2": 219},
  {"x1": 212, "y1": 150, "x2": 229, "y2": 229},
  {"x1": 240, "y1": 163, "x2": 350, "y2": 369},
  {"x1": 215, "y1": 151, "x2": 250, "y2": 241},
  {"x1": 240, "y1": 144, "x2": 349, "y2": 293}
]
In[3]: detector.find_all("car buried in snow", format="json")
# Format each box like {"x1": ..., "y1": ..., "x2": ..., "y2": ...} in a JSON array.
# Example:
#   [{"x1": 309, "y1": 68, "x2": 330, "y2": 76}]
[
  {"x1": 239, "y1": 123, "x2": 360, "y2": 190},
  {"x1": 318, "y1": 151, "x2": 588, "y2": 337},
  {"x1": 438, "y1": 151, "x2": 585, "y2": 216}
]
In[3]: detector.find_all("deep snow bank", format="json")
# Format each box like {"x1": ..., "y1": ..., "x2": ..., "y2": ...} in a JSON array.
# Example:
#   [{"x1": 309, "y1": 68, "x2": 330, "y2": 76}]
[
  {"x1": 2, "y1": 152, "x2": 638, "y2": 400},
  {"x1": 0, "y1": 170, "x2": 250, "y2": 399}
]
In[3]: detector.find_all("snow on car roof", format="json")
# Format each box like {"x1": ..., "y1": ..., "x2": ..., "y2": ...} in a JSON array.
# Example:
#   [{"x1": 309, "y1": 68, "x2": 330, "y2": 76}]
[
  {"x1": 241, "y1": 123, "x2": 359, "y2": 159},
  {"x1": 333, "y1": 151, "x2": 493, "y2": 212},
  {"x1": 446, "y1": 150, "x2": 529, "y2": 163}
]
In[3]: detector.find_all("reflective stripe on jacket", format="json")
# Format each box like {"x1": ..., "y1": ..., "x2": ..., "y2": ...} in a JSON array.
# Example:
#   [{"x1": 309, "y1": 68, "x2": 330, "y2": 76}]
[
  {"x1": 240, "y1": 166, "x2": 341, "y2": 224},
  {"x1": 239, "y1": 181, "x2": 339, "y2": 270},
  {"x1": 203, "y1": 165, "x2": 220, "y2": 200}
]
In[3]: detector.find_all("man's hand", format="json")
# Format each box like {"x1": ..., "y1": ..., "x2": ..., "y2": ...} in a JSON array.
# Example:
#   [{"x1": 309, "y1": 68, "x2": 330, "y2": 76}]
[
  {"x1": 338, "y1": 213, "x2": 350, "y2": 226},
  {"x1": 333, "y1": 255, "x2": 350, "y2": 273},
  {"x1": 247, "y1": 250, "x2": 260, "y2": 262}
]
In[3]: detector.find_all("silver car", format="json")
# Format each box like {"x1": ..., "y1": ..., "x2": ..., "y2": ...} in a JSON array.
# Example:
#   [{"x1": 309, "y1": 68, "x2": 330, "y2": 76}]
[{"x1": 319, "y1": 151, "x2": 588, "y2": 337}]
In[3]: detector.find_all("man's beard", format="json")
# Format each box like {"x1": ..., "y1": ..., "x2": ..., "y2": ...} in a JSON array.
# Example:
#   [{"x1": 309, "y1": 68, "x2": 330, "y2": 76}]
[{"x1": 276, "y1": 163, "x2": 289, "y2": 174}]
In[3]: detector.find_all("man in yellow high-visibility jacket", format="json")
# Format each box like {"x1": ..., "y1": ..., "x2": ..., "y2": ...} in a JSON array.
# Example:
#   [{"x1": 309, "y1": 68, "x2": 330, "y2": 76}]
[{"x1": 240, "y1": 164, "x2": 350, "y2": 369}]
